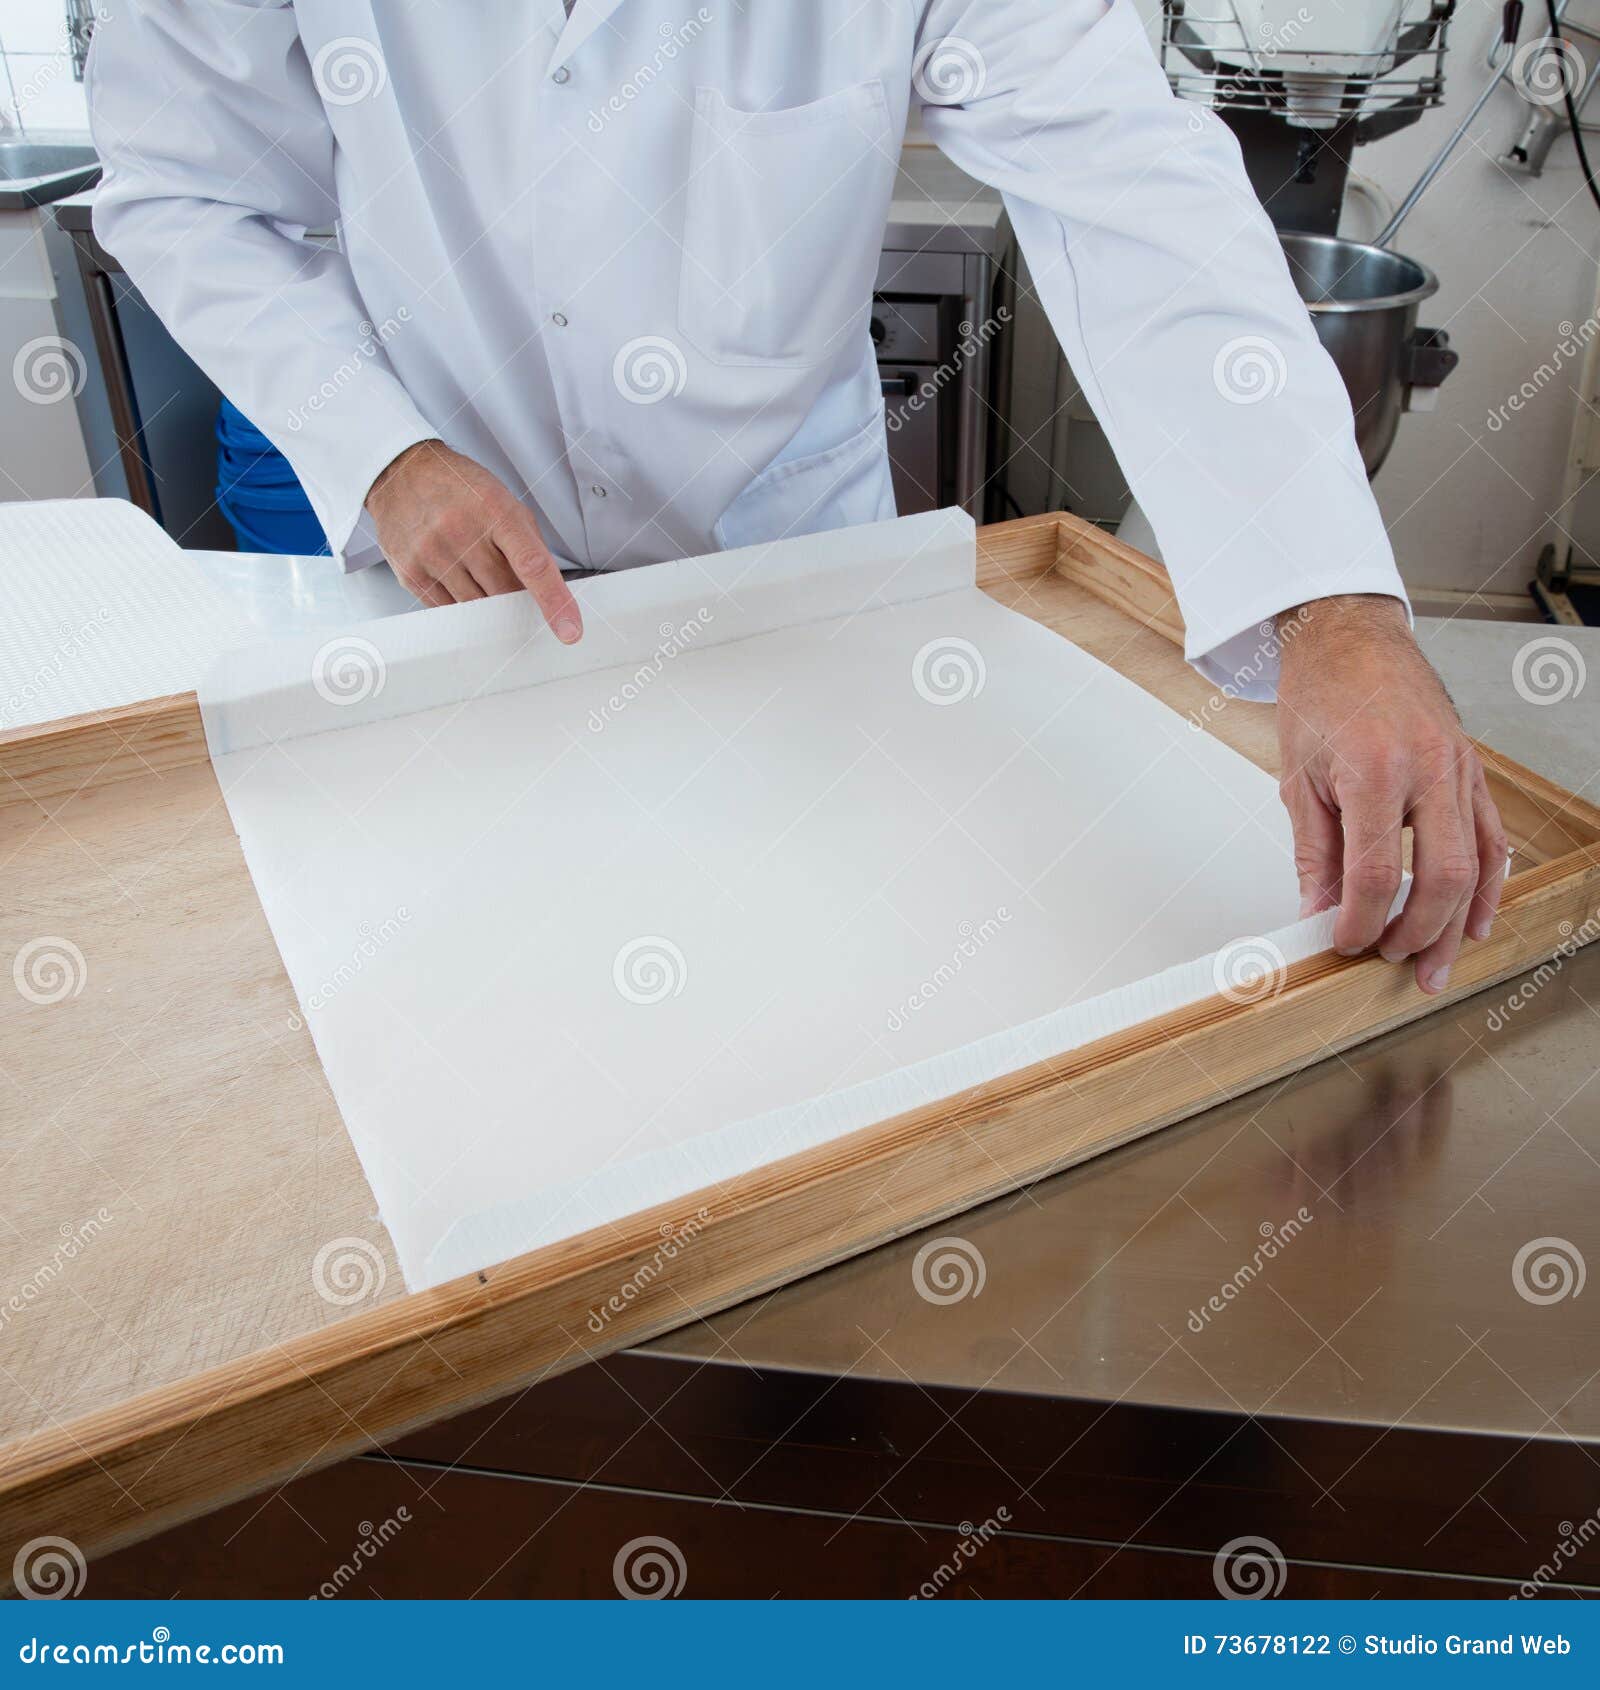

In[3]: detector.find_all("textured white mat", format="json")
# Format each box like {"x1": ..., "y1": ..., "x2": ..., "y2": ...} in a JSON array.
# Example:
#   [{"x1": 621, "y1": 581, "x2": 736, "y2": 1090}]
[
  {"x1": 0, "y1": 500, "x2": 257, "y2": 730},
  {"x1": 0, "y1": 498, "x2": 419, "y2": 731},
  {"x1": 198, "y1": 510, "x2": 1321, "y2": 1289}
]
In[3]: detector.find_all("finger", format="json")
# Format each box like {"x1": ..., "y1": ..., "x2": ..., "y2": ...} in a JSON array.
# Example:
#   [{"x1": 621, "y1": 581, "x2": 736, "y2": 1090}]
[
  {"x1": 397, "y1": 542, "x2": 485, "y2": 604},
  {"x1": 1378, "y1": 780, "x2": 1477, "y2": 962},
  {"x1": 432, "y1": 551, "x2": 485, "y2": 602},
  {"x1": 392, "y1": 557, "x2": 454, "y2": 610},
  {"x1": 464, "y1": 541, "x2": 523, "y2": 597},
  {"x1": 1413, "y1": 895, "x2": 1470, "y2": 995},
  {"x1": 439, "y1": 564, "x2": 486, "y2": 605},
  {"x1": 1466, "y1": 770, "x2": 1510, "y2": 943},
  {"x1": 1331, "y1": 768, "x2": 1405, "y2": 956},
  {"x1": 494, "y1": 512, "x2": 582, "y2": 644},
  {"x1": 1283, "y1": 778, "x2": 1344, "y2": 918}
]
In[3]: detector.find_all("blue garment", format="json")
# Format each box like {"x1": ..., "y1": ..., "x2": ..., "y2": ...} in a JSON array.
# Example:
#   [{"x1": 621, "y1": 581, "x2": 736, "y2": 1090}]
[{"x1": 215, "y1": 398, "x2": 330, "y2": 555}]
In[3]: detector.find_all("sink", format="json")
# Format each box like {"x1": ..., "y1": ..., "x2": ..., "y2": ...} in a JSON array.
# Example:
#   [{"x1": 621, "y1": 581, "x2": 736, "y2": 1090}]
[{"x1": 0, "y1": 139, "x2": 100, "y2": 210}]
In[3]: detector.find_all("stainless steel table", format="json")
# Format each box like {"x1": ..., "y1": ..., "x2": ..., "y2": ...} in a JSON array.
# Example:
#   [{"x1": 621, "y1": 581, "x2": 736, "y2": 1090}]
[{"x1": 77, "y1": 607, "x2": 1600, "y2": 1599}]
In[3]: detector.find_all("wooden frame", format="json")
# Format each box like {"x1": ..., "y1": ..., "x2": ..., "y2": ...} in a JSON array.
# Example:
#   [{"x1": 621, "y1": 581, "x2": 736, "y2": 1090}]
[{"x1": 4, "y1": 512, "x2": 1598, "y2": 1584}]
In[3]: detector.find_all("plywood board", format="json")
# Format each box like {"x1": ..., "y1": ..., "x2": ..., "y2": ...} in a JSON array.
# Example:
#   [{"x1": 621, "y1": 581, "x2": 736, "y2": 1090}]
[{"x1": 2, "y1": 513, "x2": 1596, "y2": 1582}]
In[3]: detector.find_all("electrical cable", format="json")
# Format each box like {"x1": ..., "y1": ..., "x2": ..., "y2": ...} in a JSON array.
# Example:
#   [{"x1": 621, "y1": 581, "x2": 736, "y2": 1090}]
[{"x1": 1545, "y1": 0, "x2": 1600, "y2": 215}]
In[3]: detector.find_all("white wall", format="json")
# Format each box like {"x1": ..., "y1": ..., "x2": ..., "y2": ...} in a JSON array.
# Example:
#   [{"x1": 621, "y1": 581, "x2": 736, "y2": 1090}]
[
  {"x1": 0, "y1": 0, "x2": 90, "y2": 132},
  {"x1": 1345, "y1": 0, "x2": 1600, "y2": 594},
  {"x1": 1143, "y1": 0, "x2": 1600, "y2": 597},
  {"x1": 0, "y1": 4, "x2": 97, "y2": 503}
]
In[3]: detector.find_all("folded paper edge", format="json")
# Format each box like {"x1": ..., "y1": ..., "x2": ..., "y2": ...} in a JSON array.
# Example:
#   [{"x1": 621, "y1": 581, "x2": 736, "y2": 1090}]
[{"x1": 197, "y1": 508, "x2": 977, "y2": 758}]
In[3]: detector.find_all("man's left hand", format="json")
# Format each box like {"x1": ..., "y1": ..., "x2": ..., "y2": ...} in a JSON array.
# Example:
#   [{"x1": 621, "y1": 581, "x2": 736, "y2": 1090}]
[{"x1": 1274, "y1": 594, "x2": 1508, "y2": 995}]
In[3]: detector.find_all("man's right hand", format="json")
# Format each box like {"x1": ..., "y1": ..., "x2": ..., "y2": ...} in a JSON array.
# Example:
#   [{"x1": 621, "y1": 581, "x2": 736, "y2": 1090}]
[{"x1": 364, "y1": 439, "x2": 583, "y2": 643}]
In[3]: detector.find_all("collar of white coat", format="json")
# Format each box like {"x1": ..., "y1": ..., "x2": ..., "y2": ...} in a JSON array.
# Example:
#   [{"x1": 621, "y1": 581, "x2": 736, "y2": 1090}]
[{"x1": 548, "y1": 0, "x2": 630, "y2": 74}]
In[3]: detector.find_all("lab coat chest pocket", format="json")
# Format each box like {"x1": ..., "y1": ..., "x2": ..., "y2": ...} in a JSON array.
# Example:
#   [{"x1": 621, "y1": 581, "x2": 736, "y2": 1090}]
[{"x1": 679, "y1": 82, "x2": 894, "y2": 368}]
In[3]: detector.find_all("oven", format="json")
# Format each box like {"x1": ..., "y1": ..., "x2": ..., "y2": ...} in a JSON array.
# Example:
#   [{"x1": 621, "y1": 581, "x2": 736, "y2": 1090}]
[{"x1": 872, "y1": 245, "x2": 1002, "y2": 519}]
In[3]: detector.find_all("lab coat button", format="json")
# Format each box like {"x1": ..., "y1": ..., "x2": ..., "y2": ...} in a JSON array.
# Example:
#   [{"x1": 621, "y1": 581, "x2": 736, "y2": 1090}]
[
  {"x1": 551, "y1": 312, "x2": 568, "y2": 327},
  {"x1": 551, "y1": 66, "x2": 571, "y2": 85},
  {"x1": 590, "y1": 484, "x2": 607, "y2": 499}
]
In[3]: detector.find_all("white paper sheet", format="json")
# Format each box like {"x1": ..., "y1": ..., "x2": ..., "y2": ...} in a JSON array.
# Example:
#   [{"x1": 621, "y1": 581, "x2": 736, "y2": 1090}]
[{"x1": 199, "y1": 510, "x2": 1320, "y2": 1289}]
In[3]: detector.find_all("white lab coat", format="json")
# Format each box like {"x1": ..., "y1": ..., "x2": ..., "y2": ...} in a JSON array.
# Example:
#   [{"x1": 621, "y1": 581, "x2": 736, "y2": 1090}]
[{"x1": 87, "y1": 0, "x2": 1407, "y2": 693}]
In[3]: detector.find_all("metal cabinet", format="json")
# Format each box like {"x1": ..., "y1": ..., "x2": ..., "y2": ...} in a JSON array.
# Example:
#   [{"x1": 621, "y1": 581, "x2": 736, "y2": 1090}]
[
  {"x1": 53, "y1": 195, "x2": 237, "y2": 549},
  {"x1": 876, "y1": 150, "x2": 1010, "y2": 520}
]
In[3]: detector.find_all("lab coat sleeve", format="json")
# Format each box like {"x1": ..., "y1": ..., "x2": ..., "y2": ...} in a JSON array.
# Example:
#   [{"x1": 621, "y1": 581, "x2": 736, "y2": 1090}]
[
  {"x1": 914, "y1": 0, "x2": 1410, "y2": 698},
  {"x1": 85, "y1": 1, "x2": 436, "y2": 557}
]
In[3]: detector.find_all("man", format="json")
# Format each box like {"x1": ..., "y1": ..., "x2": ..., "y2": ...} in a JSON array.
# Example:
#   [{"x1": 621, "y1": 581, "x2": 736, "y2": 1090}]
[{"x1": 87, "y1": 0, "x2": 1505, "y2": 993}]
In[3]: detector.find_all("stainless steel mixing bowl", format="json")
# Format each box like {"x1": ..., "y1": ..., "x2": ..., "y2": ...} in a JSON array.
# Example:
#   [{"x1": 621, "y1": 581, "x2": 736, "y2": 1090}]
[{"x1": 1278, "y1": 231, "x2": 1457, "y2": 478}]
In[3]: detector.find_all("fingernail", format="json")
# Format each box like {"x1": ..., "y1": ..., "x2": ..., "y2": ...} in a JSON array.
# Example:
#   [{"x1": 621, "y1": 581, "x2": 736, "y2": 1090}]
[
  {"x1": 1468, "y1": 917, "x2": 1490, "y2": 941},
  {"x1": 554, "y1": 614, "x2": 581, "y2": 645},
  {"x1": 1379, "y1": 946, "x2": 1406, "y2": 964},
  {"x1": 1424, "y1": 965, "x2": 1450, "y2": 994},
  {"x1": 1334, "y1": 944, "x2": 1364, "y2": 958}
]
